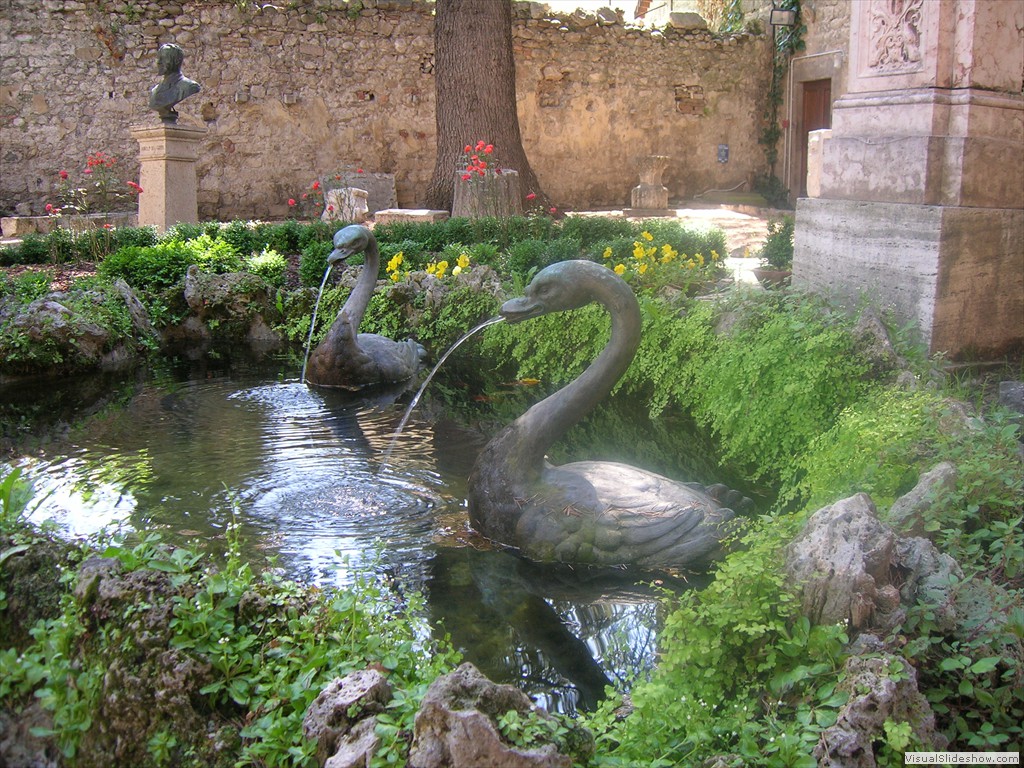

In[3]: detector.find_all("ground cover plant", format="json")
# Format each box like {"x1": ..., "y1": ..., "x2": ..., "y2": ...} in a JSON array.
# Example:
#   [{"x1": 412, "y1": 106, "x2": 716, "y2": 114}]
[{"x1": 1, "y1": 214, "x2": 1022, "y2": 764}]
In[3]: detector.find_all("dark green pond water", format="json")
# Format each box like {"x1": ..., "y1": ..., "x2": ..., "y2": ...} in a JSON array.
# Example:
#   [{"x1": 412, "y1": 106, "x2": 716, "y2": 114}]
[{"x1": 1, "y1": 351, "x2": 741, "y2": 713}]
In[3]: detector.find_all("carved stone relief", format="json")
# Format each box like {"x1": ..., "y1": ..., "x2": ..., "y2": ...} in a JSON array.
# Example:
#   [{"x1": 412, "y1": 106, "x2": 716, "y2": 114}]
[{"x1": 867, "y1": 0, "x2": 924, "y2": 74}]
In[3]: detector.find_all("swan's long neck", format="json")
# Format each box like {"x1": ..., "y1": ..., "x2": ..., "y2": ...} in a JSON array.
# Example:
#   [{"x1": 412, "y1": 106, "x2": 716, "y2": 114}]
[
  {"x1": 341, "y1": 238, "x2": 380, "y2": 328},
  {"x1": 511, "y1": 272, "x2": 641, "y2": 473}
]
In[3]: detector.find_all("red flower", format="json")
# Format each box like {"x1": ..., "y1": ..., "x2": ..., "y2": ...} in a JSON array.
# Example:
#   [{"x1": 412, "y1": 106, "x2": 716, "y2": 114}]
[
  {"x1": 312, "y1": 180, "x2": 320, "y2": 191},
  {"x1": 335, "y1": 174, "x2": 341, "y2": 180},
  {"x1": 288, "y1": 198, "x2": 296, "y2": 206},
  {"x1": 45, "y1": 203, "x2": 53, "y2": 212},
  {"x1": 464, "y1": 145, "x2": 472, "y2": 153},
  {"x1": 526, "y1": 192, "x2": 537, "y2": 201},
  {"x1": 302, "y1": 193, "x2": 308, "y2": 199},
  {"x1": 126, "y1": 181, "x2": 143, "y2": 194},
  {"x1": 59, "y1": 170, "x2": 68, "y2": 180},
  {"x1": 549, "y1": 207, "x2": 558, "y2": 214},
  {"x1": 327, "y1": 205, "x2": 334, "y2": 212},
  {"x1": 356, "y1": 168, "x2": 364, "y2": 174},
  {"x1": 475, "y1": 140, "x2": 486, "y2": 151},
  {"x1": 495, "y1": 168, "x2": 502, "y2": 175},
  {"x1": 461, "y1": 173, "x2": 472, "y2": 181},
  {"x1": 484, "y1": 144, "x2": 493, "y2": 154},
  {"x1": 103, "y1": 223, "x2": 113, "y2": 229}
]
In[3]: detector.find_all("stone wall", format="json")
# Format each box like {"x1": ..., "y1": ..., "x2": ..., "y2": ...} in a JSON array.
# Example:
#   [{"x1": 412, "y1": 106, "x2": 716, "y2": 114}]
[{"x1": 0, "y1": 0, "x2": 771, "y2": 222}]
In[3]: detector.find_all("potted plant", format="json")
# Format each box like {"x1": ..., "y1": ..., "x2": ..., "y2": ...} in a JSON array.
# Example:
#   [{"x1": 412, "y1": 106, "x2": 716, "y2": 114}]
[{"x1": 753, "y1": 214, "x2": 794, "y2": 288}]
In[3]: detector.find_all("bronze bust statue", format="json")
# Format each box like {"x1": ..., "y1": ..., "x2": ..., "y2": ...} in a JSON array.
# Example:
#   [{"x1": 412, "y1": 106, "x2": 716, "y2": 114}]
[{"x1": 149, "y1": 43, "x2": 201, "y2": 123}]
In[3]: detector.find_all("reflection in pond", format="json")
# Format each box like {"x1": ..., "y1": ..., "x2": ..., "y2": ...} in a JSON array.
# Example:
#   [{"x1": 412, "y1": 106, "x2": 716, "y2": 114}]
[{"x1": 1, "y1": 356, "x2": 731, "y2": 711}]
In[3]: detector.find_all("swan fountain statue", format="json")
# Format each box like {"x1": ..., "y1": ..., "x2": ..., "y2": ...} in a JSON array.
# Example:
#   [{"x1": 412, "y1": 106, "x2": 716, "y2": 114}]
[
  {"x1": 467, "y1": 260, "x2": 746, "y2": 570},
  {"x1": 305, "y1": 225, "x2": 426, "y2": 390}
]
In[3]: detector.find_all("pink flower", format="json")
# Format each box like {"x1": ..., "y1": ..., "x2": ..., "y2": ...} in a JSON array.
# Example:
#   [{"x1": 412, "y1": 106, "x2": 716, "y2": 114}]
[
  {"x1": 126, "y1": 181, "x2": 143, "y2": 194},
  {"x1": 83, "y1": 168, "x2": 93, "y2": 175},
  {"x1": 549, "y1": 207, "x2": 558, "y2": 214},
  {"x1": 45, "y1": 203, "x2": 53, "y2": 212},
  {"x1": 288, "y1": 198, "x2": 296, "y2": 206},
  {"x1": 526, "y1": 193, "x2": 536, "y2": 201},
  {"x1": 59, "y1": 170, "x2": 68, "y2": 180}
]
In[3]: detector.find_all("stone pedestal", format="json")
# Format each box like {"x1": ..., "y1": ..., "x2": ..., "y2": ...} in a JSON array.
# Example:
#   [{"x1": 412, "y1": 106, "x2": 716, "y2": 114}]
[
  {"x1": 451, "y1": 170, "x2": 523, "y2": 218},
  {"x1": 792, "y1": 0, "x2": 1024, "y2": 358},
  {"x1": 630, "y1": 155, "x2": 670, "y2": 210},
  {"x1": 130, "y1": 123, "x2": 206, "y2": 232}
]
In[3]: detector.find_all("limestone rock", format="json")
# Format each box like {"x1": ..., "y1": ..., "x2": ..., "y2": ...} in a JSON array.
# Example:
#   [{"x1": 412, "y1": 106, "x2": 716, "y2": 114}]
[
  {"x1": 815, "y1": 644, "x2": 946, "y2": 765},
  {"x1": 668, "y1": 12, "x2": 708, "y2": 30},
  {"x1": 785, "y1": 493, "x2": 898, "y2": 630},
  {"x1": 409, "y1": 663, "x2": 587, "y2": 768},
  {"x1": 886, "y1": 461, "x2": 956, "y2": 538},
  {"x1": 175, "y1": 265, "x2": 283, "y2": 346},
  {"x1": 303, "y1": 669, "x2": 392, "y2": 765}
]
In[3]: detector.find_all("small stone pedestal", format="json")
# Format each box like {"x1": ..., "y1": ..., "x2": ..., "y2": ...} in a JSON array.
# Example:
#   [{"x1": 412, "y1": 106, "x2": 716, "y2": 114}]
[
  {"x1": 629, "y1": 155, "x2": 671, "y2": 213},
  {"x1": 451, "y1": 170, "x2": 523, "y2": 218},
  {"x1": 130, "y1": 123, "x2": 206, "y2": 231}
]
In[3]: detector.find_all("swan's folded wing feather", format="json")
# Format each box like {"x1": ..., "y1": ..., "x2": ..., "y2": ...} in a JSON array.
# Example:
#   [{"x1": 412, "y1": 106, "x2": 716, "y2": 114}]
[{"x1": 519, "y1": 460, "x2": 734, "y2": 569}]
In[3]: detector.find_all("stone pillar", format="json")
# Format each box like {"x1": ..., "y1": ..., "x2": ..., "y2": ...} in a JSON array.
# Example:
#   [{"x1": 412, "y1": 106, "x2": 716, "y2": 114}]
[
  {"x1": 793, "y1": 0, "x2": 1023, "y2": 358},
  {"x1": 130, "y1": 123, "x2": 206, "y2": 232},
  {"x1": 629, "y1": 155, "x2": 671, "y2": 212}
]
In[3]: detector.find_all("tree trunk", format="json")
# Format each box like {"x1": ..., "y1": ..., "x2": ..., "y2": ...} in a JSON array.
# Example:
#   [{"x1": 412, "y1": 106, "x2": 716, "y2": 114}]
[{"x1": 425, "y1": 0, "x2": 548, "y2": 212}]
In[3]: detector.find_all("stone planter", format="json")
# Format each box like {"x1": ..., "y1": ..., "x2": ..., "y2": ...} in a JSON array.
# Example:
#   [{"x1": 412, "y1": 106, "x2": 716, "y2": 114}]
[
  {"x1": 451, "y1": 169, "x2": 523, "y2": 218},
  {"x1": 752, "y1": 267, "x2": 792, "y2": 288}
]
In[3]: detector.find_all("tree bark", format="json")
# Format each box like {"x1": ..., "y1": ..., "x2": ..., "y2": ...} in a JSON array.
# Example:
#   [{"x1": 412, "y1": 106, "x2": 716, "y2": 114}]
[{"x1": 425, "y1": 0, "x2": 548, "y2": 212}]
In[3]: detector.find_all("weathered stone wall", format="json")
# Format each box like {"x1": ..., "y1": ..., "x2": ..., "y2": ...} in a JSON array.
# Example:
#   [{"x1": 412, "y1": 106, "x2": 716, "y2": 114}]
[{"x1": 0, "y1": 0, "x2": 770, "y2": 221}]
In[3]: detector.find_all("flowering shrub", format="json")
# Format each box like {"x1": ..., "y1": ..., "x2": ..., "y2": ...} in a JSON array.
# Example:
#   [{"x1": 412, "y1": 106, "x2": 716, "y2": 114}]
[
  {"x1": 601, "y1": 229, "x2": 724, "y2": 294},
  {"x1": 385, "y1": 250, "x2": 473, "y2": 282},
  {"x1": 48, "y1": 151, "x2": 142, "y2": 216},
  {"x1": 459, "y1": 140, "x2": 498, "y2": 182},
  {"x1": 287, "y1": 179, "x2": 324, "y2": 220}
]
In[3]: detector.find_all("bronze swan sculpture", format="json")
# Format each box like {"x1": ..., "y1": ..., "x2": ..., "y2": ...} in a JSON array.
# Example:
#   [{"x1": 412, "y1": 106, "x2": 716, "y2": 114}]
[
  {"x1": 467, "y1": 260, "x2": 744, "y2": 570},
  {"x1": 305, "y1": 225, "x2": 425, "y2": 390}
]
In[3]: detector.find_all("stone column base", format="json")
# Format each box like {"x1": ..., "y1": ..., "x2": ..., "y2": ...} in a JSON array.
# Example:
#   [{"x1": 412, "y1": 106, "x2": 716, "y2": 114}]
[
  {"x1": 130, "y1": 123, "x2": 207, "y2": 232},
  {"x1": 793, "y1": 198, "x2": 1023, "y2": 358}
]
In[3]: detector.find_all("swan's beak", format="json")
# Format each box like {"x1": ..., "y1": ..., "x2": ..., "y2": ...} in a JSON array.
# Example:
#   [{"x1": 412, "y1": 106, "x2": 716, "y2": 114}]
[
  {"x1": 327, "y1": 247, "x2": 351, "y2": 266},
  {"x1": 500, "y1": 296, "x2": 544, "y2": 324}
]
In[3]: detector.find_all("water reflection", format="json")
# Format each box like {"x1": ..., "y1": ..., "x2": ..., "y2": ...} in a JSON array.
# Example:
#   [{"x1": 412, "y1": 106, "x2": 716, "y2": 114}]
[{"x1": 2, "y1": 360, "x2": 719, "y2": 711}]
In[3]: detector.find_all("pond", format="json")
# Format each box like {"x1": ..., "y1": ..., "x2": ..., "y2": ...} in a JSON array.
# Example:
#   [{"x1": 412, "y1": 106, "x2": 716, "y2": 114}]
[{"x1": 1, "y1": 350, "x2": 745, "y2": 714}]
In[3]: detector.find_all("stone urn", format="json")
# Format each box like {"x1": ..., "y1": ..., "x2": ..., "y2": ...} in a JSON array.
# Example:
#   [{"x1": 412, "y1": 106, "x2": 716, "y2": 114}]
[
  {"x1": 630, "y1": 155, "x2": 671, "y2": 210},
  {"x1": 452, "y1": 169, "x2": 523, "y2": 218}
]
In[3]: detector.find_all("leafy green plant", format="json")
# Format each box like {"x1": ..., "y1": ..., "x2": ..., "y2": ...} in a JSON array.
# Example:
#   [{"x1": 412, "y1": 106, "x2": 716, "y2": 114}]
[
  {"x1": 298, "y1": 239, "x2": 333, "y2": 287},
  {"x1": 759, "y1": 215, "x2": 795, "y2": 271},
  {"x1": 246, "y1": 247, "x2": 287, "y2": 287}
]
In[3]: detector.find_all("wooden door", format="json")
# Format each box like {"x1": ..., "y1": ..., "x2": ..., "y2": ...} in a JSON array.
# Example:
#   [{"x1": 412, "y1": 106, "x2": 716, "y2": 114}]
[{"x1": 799, "y1": 79, "x2": 832, "y2": 197}]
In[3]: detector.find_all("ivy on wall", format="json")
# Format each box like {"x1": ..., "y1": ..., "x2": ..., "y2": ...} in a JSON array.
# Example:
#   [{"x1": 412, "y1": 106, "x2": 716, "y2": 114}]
[{"x1": 757, "y1": 0, "x2": 806, "y2": 208}]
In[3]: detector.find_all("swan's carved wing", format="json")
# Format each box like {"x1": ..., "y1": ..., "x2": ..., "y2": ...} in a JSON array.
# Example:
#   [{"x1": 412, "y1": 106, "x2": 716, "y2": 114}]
[{"x1": 515, "y1": 461, "x2": 736, "y2": 570}]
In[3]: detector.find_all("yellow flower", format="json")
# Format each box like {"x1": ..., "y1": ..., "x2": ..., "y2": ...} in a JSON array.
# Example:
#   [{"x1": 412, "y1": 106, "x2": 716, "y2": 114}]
[
  {"x1": 641, "y1": 231, "x2": 654, "y2": 241},
  {"x1": 637, "y1": 262, "x2": 648, "y2": 275},
  {"x1": 661, "y1": 243, "x2": 677, "y2": 260},
  {"x1": 435, "y1": 260, "x2": 449, "y2": 278},
  {"x1": 425, "y1": 262, "x2": 437, "y2": 276},
  {"x1": 602, "y1": 246, "x2": 613, "y2": 260},
  {"x1": 457, "y1": 253, "x2": 471, "y2": 269},
  {"x1": 390, "y1": 272, "x2": 401, "y2": 282},
  {"x1": 632, "y1": 243, "x2": 646, "y2": 260},
  {"x1": 386, "y1": 252, "x2": 404, "y2": 273},
  {"x1": 696, "y1": 253, "x2": 705, "y2": 267},
  {"x1": 645, "y1": 245, "x2": 657, "y2": 260},
  {"x1": 711, "y1": 250, "x2": 720, "y2": 262},
  {"x1": 613, "y1": 263, "x2": 626, "y2": 275},
  {"x1": 685, "y1": 259, "x2": 696, "y2": 269}
]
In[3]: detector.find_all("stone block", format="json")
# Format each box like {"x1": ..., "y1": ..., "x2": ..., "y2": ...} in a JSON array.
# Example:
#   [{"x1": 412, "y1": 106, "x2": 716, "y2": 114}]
[
  {"x1": 793, "y1": 197, "x2": 1024, "y2": 358},
  {"x1": 328, "y1": 172, "x2": 396, "y2": 214},
  {"x1": 372, "y1": 209, "x2": 449, "y2": 225}
]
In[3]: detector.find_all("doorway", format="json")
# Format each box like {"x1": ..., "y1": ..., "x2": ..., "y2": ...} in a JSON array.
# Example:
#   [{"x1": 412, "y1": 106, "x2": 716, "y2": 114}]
[{"x1": 799, "y1": 79, "x2": 832, "y2": 197}]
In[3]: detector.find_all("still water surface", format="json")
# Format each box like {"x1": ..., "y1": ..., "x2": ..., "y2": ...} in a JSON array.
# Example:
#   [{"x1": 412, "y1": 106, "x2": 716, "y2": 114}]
[{"x1": 3, "y1": 355, "x2": 709, "y2": 712}]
